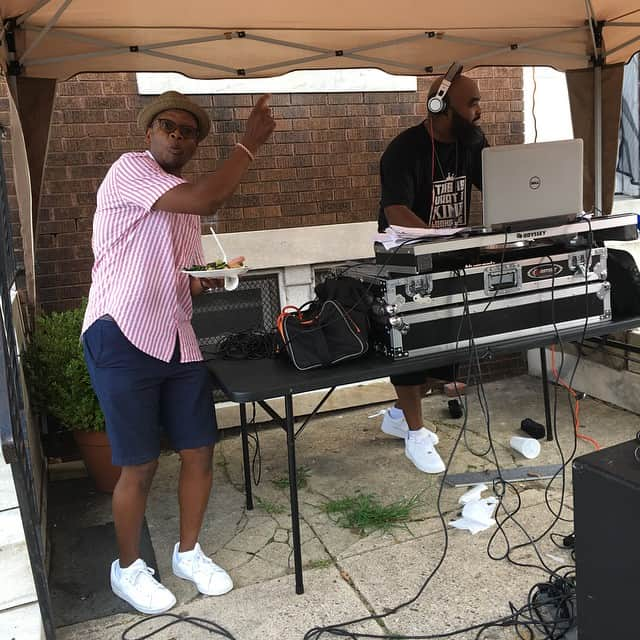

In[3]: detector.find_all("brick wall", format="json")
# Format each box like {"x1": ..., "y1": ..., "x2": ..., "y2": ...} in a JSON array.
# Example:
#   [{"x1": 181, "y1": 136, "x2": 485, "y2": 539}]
[
  {"x1": 458, "y1": 352, "x2": 529, "y2": 383},
  {"x1": 0, "y1": 83, "x2": 20, "y2": 274},
  {"x1": 4, "y1": 68, "x2": 523, "y2": 311}
]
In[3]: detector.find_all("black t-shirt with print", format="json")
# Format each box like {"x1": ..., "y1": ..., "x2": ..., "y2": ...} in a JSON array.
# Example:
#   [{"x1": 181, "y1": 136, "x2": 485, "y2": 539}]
[{"x1": 378, "y1": 121, "x2": 487, "y2": 231}]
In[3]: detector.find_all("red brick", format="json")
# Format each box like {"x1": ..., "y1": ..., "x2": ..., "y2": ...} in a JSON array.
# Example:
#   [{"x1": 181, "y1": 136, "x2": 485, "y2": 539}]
[
  {"x1": 315, "y1": 177, "x2": 350, "y2": 190},
  {"x1": 280, "y1": 179, "x2": 315, "y2": 193},
  {"x1": 38, "y1": 220, "x2": 77, "y2": 234},
  {"x1": 272, "y1": 130, "x2": 312, "y2": 144},
  {"x1": 105, "y1": 110, "x2": 136, "y2": 123},
  {"x1": 310, "y1": 105, "x2": 348, "y2": 118},
  {"x1": 275, "y1": 106, "x2": 311, "y2": 119},
  {"x1": 318, "y1": 199, "x2": 352, "y2": 214},
  {"x1": 298, "y1": 189, "x2": 332, "y2": 204},
  {"x1": 57, "y1": 231, "x2": 92, "y2": 247},
  {"x1": 0, "y1": 68, "x2": 526, "y2": 310},
  {"x1": 261, "y1": 192, "x2": 299, "y2": 206},
  {"x1": 63, "y1": 109, "x2": 106, "y2": 124},
  {"x1": 56, "y1": 82, "x2": 92, "y2": 96},
  {"x1": 240, "y1": 181, "x2": 280, "y2": 195},
  {"x1": 64, "y1": 138, "x2": 111, "y2": 152},
  {"x1": 36, "y1": 234, "x2": 57, "y2": 249},
  {"x1": 46, "y1": 151, "x2": 88, "y2": 166},
  {"x1": 276, "y1": 155, "x2": 314, "y2": 169},
  {"x1": 68, "y1": 165, "x2": 107, "y2": 180},
  {"x1": 383, "y1": 103, "x2": 418, "y2": 116},
  {"x1": 101, "y1": 81, "x2": 139, "y2": 95},
  {"x1": 212, "y1": 95, "x2": 253, "y2": 107},
  {"x1": 281, "y1": 202, "x2": 318, "y2": 216},
  {"x1": 328, "y1": 93, "x2": 364, "y2": 105},
  {"x1": 290, "y1": 94, "x2": 327, "y2": 105},
  {"x1": 295, "y1": 166, "x2": 331, "y2": 180},
  {"x1": 311, "y1": 130, "x2": 347, "y2": 142}
]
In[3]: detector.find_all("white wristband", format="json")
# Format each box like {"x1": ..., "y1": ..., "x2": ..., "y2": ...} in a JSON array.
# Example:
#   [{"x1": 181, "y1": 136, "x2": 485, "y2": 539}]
[{"x1": 235, "y1": 142, "x2": 255, "y2": 161}]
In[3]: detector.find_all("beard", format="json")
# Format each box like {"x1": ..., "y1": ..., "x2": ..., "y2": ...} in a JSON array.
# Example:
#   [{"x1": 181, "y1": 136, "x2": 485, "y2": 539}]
[{"x1": 451, "y1": 109, "x2": 485, "y2": 148}]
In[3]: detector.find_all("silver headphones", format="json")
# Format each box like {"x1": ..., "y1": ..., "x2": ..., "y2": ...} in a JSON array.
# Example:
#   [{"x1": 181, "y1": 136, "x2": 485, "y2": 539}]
[{"x1": 427, "y1": 62, "x2": 464, "y2": 115}]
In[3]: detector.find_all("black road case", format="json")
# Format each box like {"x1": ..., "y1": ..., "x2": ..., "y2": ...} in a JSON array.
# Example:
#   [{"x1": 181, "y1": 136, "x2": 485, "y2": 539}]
[
  {"x1": 346, "y1": 247, "x2": 607, "y2": 315},
  {"x1": 371, "y1": 280, "x2": 611, "y2": 359}
]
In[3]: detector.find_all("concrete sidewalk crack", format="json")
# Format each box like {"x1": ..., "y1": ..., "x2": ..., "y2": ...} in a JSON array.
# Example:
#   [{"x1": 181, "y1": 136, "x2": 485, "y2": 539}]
[{"x1": 303, "y1": 515, "x2": 395, "y2": 637}]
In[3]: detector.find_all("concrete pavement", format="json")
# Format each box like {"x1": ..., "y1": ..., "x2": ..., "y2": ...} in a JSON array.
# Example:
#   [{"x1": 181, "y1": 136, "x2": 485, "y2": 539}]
[{"x1": 54, "y1": 374, "x2": 640, "y2": 639}]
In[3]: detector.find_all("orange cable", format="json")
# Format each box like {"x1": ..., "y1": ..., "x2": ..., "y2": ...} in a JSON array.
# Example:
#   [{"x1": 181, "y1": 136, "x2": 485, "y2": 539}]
[{"x1": 549, "y1": 344, "x2": 600, "y2": 451}]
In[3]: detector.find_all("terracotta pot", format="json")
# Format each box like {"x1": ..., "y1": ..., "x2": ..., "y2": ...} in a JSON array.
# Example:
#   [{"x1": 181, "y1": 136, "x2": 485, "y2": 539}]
[{"x1": 72, "y1": 431, "x2": 121, "y2": 493}]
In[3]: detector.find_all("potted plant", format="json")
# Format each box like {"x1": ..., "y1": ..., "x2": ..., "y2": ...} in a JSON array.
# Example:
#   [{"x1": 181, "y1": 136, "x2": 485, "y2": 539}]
[{"x1": 24, "y1": 301, "x2": 121, "y2": 493}]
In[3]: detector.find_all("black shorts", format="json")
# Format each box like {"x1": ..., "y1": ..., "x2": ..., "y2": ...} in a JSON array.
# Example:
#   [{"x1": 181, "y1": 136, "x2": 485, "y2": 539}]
[{"x1": 390, "y1": 364, "x2": 458, "y2": 387}]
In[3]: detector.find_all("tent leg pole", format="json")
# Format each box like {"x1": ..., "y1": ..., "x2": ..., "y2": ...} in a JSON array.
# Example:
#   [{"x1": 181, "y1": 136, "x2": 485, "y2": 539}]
[{"x1": 594, "y1": 64, "x2": 603, "y2": 215}]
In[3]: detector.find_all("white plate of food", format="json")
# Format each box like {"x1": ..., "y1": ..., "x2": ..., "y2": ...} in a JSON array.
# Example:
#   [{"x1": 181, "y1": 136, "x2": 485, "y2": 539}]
[{"x1": 182, "y1": 263, "x2": 249, "y2": 279}]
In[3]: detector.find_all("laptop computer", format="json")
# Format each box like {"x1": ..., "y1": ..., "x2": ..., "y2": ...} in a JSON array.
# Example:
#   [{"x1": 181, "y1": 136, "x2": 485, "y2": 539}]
[{"x1": 482, "y1": 139, "x2": 583, "y2": 231}]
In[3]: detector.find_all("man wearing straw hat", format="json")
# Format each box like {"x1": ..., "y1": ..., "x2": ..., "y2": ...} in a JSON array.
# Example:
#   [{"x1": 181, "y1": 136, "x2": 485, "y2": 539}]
[{"x1": 81, "y1": 90, "x2": 275, "y2": 614}]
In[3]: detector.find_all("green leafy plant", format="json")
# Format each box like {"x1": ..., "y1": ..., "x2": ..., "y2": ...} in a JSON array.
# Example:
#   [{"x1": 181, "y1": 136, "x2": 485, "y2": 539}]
[{"x1": 24, "y1": 301, "x2": 104, "y2": 432}]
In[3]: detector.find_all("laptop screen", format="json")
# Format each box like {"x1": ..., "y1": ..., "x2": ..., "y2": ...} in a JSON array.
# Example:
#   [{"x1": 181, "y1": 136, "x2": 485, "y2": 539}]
[{"x1": 482, "y1": 139, "x2": 583, "y2": 231}]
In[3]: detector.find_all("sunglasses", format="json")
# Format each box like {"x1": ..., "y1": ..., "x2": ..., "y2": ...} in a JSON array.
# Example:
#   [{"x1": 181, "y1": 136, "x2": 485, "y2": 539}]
[{"x1": 153, "y1": 118, "x2": 199, "y2": 140}]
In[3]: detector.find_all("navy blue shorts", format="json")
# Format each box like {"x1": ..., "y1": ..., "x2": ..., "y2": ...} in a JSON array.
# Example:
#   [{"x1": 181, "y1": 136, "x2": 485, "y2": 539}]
[{"x1": 83, "y1": 319, "x2": 218, "y2": 466}]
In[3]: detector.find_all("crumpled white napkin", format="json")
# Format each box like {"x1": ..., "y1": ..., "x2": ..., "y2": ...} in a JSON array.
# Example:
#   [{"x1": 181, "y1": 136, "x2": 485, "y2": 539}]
[
  {"x1": 449, "y1": 496, "x2": 499, "y2": 535},
  {"x1": 458, "y1": 483, "x2": 488, "y2": 505}
]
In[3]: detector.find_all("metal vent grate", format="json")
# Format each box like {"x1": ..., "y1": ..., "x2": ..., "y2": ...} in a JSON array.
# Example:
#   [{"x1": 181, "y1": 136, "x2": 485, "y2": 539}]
[{"x1": 192, "y1": 273, "x2": 281, "y2": 347}]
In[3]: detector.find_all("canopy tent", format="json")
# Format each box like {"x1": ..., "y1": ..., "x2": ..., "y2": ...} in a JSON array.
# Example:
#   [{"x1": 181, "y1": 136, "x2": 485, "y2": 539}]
[
  {"x1": 1, "y1": 1, "x2": 639, "y2": 78},
  {"x1": 0, "y1": 1, "x2": 639, "y2": 308},
  {"x1": 0, "y1": 7, "x2": 638, "y2": 635}
]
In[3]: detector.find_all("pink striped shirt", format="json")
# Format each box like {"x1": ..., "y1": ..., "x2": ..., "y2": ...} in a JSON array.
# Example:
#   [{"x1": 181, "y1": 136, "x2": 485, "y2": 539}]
[{"x1": 82, "y1": 151, "x2": 205, "y2": 363}]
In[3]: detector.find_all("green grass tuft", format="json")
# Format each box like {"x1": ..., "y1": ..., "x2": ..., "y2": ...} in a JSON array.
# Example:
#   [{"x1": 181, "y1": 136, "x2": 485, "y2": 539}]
[
  {"x1": 255, "y1": 496, "x2": 286, "y2": 514},
  {"x1": 323, "y1": 493, "x2": 420, "y2": 535},
  {"x1": 271, "y1": 465, "x2": 311, "y2": 489},
  {"x1": 308, "y1": 559, "x2": 332, "y2": 569}
]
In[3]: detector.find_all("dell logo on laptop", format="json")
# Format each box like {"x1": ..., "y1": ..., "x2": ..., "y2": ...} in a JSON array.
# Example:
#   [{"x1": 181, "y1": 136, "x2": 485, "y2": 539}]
[{"x1": 529, "y1": 176, "x2": 542, "y2": 190}]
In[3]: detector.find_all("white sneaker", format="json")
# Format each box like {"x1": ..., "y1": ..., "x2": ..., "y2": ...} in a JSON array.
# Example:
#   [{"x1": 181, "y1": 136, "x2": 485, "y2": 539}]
[
  {"x1": 379, "y1": 408, "x2": 439, "y2": 445},
  {"x1": 172, "y1": 542, "x2": 233, "y2": 596},
  {"x1": 405, "y1": 429, "x2": 446, "y2": 474},
  {"x1": 110, "y1": 559, "x2": 176, "y2": 615}
]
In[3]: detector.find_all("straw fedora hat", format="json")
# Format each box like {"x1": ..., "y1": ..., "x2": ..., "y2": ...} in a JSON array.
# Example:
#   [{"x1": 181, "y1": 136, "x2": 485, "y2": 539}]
[{"x1": 137, "y1": 91, "x2": 211, "y2": 142}]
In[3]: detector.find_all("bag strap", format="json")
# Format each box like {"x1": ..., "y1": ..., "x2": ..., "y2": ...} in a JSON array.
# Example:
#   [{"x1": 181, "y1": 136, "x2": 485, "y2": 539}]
[
  {"x1": 276, "y1": 305, "x2": 299, "y2": 338},
  {"x1": 276, "y1": 302, "x2": 320, "y2": 344}
]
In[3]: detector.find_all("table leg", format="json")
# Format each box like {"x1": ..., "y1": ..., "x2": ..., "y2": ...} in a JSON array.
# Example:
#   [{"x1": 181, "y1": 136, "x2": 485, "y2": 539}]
[
  {"x1": 285, "y1": 393, "x2": 304, "y2": 594},
  {"x1": 539, "y1": 347, "x2": 553, "y2": 441},
  {"x1": 239, "y1": 403, "x2": 253, "y2": 510}
]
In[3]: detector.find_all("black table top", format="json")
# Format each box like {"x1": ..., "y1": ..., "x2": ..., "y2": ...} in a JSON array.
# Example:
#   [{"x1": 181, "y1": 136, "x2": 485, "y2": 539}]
[{"x1": 205, "y1": 316, "x2": 640, "y2": 403}]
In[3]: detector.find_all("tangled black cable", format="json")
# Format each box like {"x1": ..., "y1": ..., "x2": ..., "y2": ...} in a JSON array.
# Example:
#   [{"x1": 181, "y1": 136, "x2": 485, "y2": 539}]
[
  {"x1": 121, "y1": 613, "x2": 237, "y2": 639},
  {"x1": 304, "y1": 236, "x2": 590, "y2": 640},
  {"x1": 246, "y1": 401, "x2": 263, "y2": 486},
  {"x1": 179, "y1": 228, "x2": 592, "y2": 640},
  {"x1": 203, "y1": 329, "x2": 280, "y2": 361}
]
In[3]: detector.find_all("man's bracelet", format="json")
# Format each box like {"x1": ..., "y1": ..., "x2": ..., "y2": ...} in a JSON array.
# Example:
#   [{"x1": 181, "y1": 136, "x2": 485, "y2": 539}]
[{"x1": 235, "y1": 142, "x2": 255, "y2": 161}]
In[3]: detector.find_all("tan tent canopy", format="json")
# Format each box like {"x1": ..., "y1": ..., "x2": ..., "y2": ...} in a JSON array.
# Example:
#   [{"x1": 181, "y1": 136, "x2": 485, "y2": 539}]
[
  {"x1": 0, "y1": 1, "x2": 638, "y2": 79},
  {"x1": 0, "y1": 1, "x2": 639, "y2": 310}
]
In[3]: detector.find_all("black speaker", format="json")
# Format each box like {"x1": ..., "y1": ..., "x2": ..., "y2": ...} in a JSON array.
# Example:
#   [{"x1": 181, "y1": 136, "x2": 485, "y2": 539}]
[{"x1": 573, "y1": 439, "x2": 640, "y2": 639}]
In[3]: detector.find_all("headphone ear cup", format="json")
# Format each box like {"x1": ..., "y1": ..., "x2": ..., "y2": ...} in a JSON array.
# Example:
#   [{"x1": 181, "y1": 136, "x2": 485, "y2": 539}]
[{"x1": 427, "y1": 95, "x2": 447, "y2": 115}]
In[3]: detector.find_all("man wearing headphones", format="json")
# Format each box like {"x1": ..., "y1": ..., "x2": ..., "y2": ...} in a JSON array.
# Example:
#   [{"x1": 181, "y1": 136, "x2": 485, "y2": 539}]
[{"x1": 377, "y1": 64, "x2": 488, "y2": 473}]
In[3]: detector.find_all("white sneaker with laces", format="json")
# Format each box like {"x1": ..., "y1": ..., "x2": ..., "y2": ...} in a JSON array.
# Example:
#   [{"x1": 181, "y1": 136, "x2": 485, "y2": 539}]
[
  {"x1": 379, "y1": 408, "x2": 439, "y2": 445},
  {"x1": 110, "y1": 558, "x2": 176, "y2": 615},
  {"x1": 172, "y1": 542, "x2": 233, "y2": 596},
  {"x1": 405, "y1": 428, "x2": 446, "y2": 474}
]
